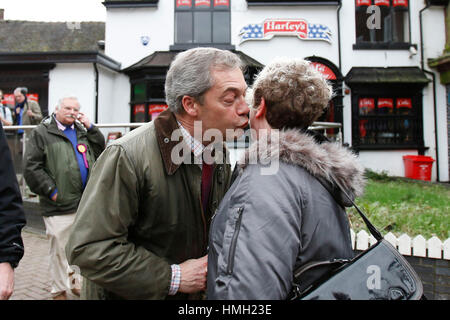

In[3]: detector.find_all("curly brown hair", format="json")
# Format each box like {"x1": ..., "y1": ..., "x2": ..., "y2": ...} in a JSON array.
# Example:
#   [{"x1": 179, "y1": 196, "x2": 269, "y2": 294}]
[{"x1": 251, "y1": 58, "x2": 333, "y2": 129}]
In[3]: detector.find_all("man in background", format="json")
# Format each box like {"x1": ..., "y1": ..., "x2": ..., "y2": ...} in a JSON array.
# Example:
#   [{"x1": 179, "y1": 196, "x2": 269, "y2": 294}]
[{"x1": 23, "y1": 95, "x2": 105, "y2": 300}]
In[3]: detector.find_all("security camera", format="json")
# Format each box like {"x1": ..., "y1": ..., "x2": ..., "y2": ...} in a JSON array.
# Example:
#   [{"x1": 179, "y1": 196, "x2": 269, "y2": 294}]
[{"x1": 409, "y1": 46, "x2": 417, "y2": 58}]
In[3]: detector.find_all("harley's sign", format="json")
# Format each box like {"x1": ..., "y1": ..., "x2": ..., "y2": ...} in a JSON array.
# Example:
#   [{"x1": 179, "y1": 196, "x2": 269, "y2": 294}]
[{"x1": 239, "y1": 19, "x2": 332, "y2": 43}]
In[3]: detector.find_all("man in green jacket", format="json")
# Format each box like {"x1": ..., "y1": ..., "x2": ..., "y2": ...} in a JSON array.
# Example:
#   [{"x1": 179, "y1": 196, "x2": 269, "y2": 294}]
[
  {"x1": 24, "y1": 95, "x2": 105, "y2": 300},
  {"x1": 65, "y1": 47, "x2": 250, "y2": 300}
]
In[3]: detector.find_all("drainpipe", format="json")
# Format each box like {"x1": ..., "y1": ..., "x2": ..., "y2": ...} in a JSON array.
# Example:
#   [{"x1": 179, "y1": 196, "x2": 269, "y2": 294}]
[
  {"x1": 94, "y1": 63, "x2": 99, "y2": 124},
  {"x1": 337, "y1": 1, "x2": 342, "y2": 72},
  {"x1": 419, "y1": 3, "x2": 440, "y2": 181}
]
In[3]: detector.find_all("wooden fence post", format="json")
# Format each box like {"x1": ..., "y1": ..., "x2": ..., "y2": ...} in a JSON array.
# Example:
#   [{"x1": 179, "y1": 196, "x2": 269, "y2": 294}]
[
  {"x1": 427, "y1": 236, "x2": 443, "y2": 259},
  {"x1": 412, "y1": 235, "x2": 427, "y2": 257},
  {"x1": 398, "y1": 234, "x2": 412, "y2": 256}
]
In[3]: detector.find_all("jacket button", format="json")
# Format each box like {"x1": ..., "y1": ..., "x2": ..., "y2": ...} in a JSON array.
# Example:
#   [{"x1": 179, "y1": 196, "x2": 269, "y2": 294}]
[{"x1": 164, "y1": 137, "x2": 170, "y2": 143}]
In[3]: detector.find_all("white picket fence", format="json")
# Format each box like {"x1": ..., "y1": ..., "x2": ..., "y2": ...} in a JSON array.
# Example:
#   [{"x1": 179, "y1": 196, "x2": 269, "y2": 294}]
[{"x1": 350, "y1": 229, "x2": 450, "y2": 260}]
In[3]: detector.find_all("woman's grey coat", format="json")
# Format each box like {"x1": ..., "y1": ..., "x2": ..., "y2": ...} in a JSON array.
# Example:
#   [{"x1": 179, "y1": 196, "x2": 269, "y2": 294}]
[{"x1": 207, "y1": 129, "x2": 366, "y2": 300}]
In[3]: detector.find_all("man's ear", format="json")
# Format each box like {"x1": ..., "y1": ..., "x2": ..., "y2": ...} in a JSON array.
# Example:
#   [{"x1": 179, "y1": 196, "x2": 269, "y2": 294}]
[
  {"x1": 255, "y1": 97, "x2": 266, "y2": 119},
  {"x1": 181, "y1": 95, "x2": 198, "y2": 117}
]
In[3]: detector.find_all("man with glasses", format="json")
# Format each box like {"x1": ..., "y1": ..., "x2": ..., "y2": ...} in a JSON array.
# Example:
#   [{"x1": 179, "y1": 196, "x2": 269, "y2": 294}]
[{"x1": 23, "y1": 95, "x2": 105, "y2": 300}]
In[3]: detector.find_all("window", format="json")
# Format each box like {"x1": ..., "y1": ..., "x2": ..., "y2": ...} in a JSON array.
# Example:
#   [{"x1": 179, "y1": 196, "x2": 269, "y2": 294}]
[
  {"x1": 174, "y1": 0, "x2": 231, "y2": 46},
  {"x1": 130, "y1": 82, "x2": 168, "y2": 122},
  {"x1": 354, "y1": 0, "x2": 410, "y2": 49},
  {"x1": 352, "y1": 94, "x2": 423, "y2": 148}
]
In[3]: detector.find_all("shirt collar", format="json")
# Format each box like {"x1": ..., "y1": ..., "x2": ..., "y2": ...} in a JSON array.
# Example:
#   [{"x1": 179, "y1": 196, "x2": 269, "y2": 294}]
[
  {"x1": 177, "y1": 121, "x2": 204, "y2": 158},
  {"x1": 54, "y1": 115, "x2": 74, "y2": 131}
]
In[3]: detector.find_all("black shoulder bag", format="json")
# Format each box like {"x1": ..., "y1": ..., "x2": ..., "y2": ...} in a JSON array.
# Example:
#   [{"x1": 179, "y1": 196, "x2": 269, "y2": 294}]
[{"x1": 289, "y1": 176, "x2": 425, "y2": 300}]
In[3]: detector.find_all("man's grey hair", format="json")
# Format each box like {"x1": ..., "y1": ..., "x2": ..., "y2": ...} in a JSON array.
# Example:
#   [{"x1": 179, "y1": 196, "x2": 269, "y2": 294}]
[
  {"x1": 56, "y1": 95, "x2": 81, "y2": 110},
  {"x1": 165, "y1": 47, "x2": 245, "y2": 114},
  {"x1": 14, "y1": 87, "x2": 28, "y2": 96}
]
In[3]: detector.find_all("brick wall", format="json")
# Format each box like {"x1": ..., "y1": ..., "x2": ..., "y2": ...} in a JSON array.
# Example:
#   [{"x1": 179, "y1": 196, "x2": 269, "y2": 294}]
[{"x1": 404, "y1": 255, "x2": 450, "y2": 300}]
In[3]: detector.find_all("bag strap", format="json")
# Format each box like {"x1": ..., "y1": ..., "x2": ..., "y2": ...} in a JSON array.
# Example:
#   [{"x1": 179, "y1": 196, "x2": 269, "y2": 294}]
[{"x1": 327, "y1": 175, "x2": 383, "y2": 241}]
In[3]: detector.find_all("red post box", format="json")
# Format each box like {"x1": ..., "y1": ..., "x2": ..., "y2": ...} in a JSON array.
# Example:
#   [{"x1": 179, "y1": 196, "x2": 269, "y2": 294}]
[{"x1": 402, "y1": 155, "x2": 435, "y2": 181}]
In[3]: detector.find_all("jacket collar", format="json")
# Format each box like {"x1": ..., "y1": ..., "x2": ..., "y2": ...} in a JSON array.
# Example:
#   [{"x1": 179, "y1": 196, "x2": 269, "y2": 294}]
[
  {"x1": 42, "y1": 115, "x2": 87, "y2": 138},
  {"x1": 154, "y1": 109, "x2": 184, "y2": 175},
  {"x1": 238, "y1": 129, "x2": 366, "y2": 200}
]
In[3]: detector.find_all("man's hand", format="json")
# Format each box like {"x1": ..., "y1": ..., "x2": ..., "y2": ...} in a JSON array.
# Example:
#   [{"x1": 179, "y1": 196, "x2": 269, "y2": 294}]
[
  {"x1": 26, "y1": 109, "x2": 33, "y2": 117},
  {"x1": 0, "y1": 262, "x2": 15, "y2": 300},
  {"x1": 77, "y1": 112, "x2": 91, "y2": 130},
  {"x1": 178, "y1": 255, "x2": 208, "y2": 294}
]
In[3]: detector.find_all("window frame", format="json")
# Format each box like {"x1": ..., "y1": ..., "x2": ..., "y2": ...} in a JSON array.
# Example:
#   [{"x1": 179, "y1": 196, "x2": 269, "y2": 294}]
[
  {"x1": 353, "y1": 0, "x2": 413, "y2": 50},
  {"x1": 130, "y1": 80, "x2": 168, "y2": 122},
  {"x1": 351, "y1": 86, "x2": 426, "y2": 152},
  {"x1": 172, "y1": 0, "x2": 233, "y2": 49}
]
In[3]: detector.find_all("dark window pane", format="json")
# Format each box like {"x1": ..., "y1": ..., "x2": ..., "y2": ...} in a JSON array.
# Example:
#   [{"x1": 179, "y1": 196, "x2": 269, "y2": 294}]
[
  {"x1": 194, "y1": 12, "x2": 211, "y2": 43},
  {"x1": 213, "y1": 12, "x2": 230, "y2": 43},
  {"x1": 176, "y1": 12, "x2": 193, "y2": 43},
  {"x1": 148, "y1": 84, "x2": 165, "y2": 99},
  {"x1": 393, "y1": 10, "x2": 409, "y2": 43},
  {"x1": 133, "y1": 83, "x2": 146, "y2": 101},
  {"x1": 377, "y1": 119, "x2": 395, "y2": 144},
  {"x1": 398, "y1": 118, "x2": 415, "y2": 143},
  {"x1": 355, "y1": 10, "x2": 371, "y2": 42}
]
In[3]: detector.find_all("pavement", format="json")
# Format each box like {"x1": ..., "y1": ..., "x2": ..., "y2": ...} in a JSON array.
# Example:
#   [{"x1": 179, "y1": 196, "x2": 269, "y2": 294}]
[{"x1": 9, "y1": 227, "x2": 80, "y2": 301}]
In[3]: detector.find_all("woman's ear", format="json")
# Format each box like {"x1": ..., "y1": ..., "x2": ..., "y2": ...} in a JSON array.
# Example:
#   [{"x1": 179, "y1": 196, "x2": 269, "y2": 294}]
[
  {"x1": 181, "y1": 95, "x2": 198, "y2": 117},
  {"x1": 255, "y1": 97, "x2": 266, "y2": 119}
]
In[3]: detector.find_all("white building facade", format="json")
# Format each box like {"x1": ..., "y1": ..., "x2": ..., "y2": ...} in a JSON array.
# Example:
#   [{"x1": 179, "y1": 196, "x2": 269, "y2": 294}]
[
  {"x1": 3, "y1": 1, "x2": 446, "y2": 181},
  {"x1": 98, "y1": 0, "x2": 448, "y2": 182}
]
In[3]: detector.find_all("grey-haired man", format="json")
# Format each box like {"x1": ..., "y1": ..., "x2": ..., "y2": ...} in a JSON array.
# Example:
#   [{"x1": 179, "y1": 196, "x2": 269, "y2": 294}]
[
  {"x1": 24, "y1": 96, "x2": 105, "y2": 300},
  {"x1": 66, "y1": 47, "x2": 249, "y2": 300}
]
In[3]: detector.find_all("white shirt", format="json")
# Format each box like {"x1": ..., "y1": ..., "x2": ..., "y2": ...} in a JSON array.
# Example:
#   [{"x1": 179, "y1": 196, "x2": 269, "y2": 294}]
[{"x1": 0, "y1": 104, "x2": 13, "y2": 124}]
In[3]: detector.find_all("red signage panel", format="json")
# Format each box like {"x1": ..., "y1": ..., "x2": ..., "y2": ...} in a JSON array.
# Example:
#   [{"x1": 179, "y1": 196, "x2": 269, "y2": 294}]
[
  {"x1": 133, "y1": 104, "x2": 145, "y2": 115},
  {"x1": 2, "y1": 93, "x2": 38, "y2": 105},
  {"x1": 149, "y1": 104, "x2": 168, "y2": 120},
  {"x1": 393, "y1": 0, "x2": 408, "y2": 7},
  {"x1": 214, "y1": 0, "x2": 229, "y2": 6},
  {"x1": 374, "y1": 0, "x2": 390, "y2": 6},
  {"x1": 359, "y1": 98, "x2": 375, "y2": 110},
  {"x1": 378, "y1": 98, "x2": 394, "y2": 109},
  {"x1": 176, "y1": 0, "x2": 192, "y2": 7},
  {"x1": 195, "y1": 0, "x2": 210, "y2": 7},
  {"x1": 311, "y1": 62, "x2": 337, "y2": 80},
  {"x1": 397, "y1": 98, "x2": 412, "y2": 109},
  {"x1": 356, "y1": 0, "x2": 372, "y2": 6}
]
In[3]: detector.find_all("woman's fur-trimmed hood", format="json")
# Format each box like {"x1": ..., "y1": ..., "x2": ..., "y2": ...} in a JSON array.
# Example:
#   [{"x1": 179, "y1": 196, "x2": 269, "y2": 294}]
[{"x1": 238, "y1": 129, "x2": 366, "y2": 205}]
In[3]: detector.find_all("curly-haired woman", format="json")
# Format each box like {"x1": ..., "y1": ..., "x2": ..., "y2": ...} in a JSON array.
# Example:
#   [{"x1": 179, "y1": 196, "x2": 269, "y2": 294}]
[{"x1": 207, "y1": 58, "x2": 366, "y2": 300}]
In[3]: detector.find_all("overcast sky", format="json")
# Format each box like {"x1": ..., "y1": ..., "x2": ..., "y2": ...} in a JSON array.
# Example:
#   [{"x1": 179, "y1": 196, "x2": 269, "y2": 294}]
[{"x1": 1, "y1": 0, "x2": 106, "y2": 22}]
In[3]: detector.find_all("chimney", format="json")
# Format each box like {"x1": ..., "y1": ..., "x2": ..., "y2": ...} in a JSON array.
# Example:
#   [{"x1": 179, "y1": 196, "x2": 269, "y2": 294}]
[{"x1": 0, "y1": 9, "x2": 4, "y2": 21}]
